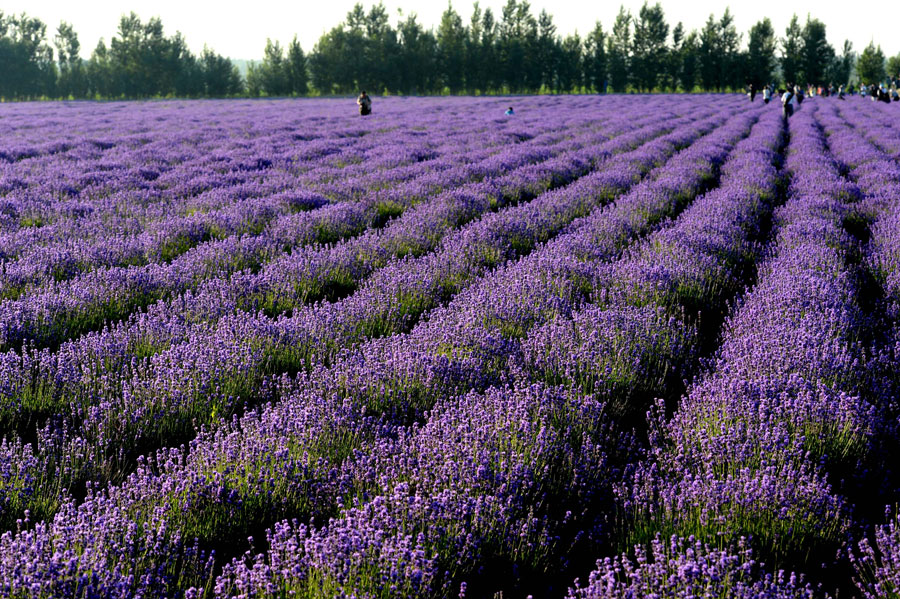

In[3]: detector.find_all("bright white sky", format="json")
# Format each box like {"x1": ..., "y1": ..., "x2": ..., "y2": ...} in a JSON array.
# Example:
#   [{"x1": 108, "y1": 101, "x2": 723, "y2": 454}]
[{"x1": 5, "y1": 0, "x2": 898, "y2": 60}]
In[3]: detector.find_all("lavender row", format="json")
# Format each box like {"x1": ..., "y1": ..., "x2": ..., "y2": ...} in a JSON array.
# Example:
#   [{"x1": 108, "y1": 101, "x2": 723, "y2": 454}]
[
  {"x1": 331, "y1": 105, "x2": 769, "y2": 423},
  {"x1": 0, "y1": 104, "x2": 693, "y2": 448},
  {"x1": 0, "y1": 113, "x2": 622, "y2": 350},
  {"x1": 0, "y1": 97, "x2": 656, "y2": 256},
  {"x1": 0, "y1": 102, "x2": 759, "y2": 596},
  {"x1": 820, "y1": 99, "x2": 900, "y2": 597},
  {"x1": 1, "y1": 111, "x2": 586, "y2": 291},
  {"x1": 244, "y1": 114, "x2": 671, "y2": 316},
  {"x1": 0, "y1": 123, "x2": 508, "y2": 296},
  {"x1": 0, "y1": 103, "x2": 723, "y2": 543},
  {"x1": 598, "y1": 102, "x2": 886, "y2": 598},
  {"x1": 0, "y1": 100, "x2": 450, "y2": 245},
  {"x1": 75, "y1": 106, "x2": 734, "y2": 453},
  {"x1": 209, "y1": 98, "x2": 786, "y2": 599},
  {"x1": 0, "y1": 97, "x2": 534, "y2": 230},
  {"x1": 113, "y1": 104, "x2": 765, "y2": 595},
  {"x1": 0, "y1": 104, "x2": 725, "y2": 459},
  {"x1": 0, "y1": 97, "x2": 584, "y2": 291}
]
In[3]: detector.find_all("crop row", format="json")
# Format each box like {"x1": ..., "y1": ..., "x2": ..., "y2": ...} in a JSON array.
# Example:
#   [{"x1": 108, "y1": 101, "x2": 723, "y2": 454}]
[
  {"x1": 0, "y1": 108, "x2": 622, "y2": 343},
  {"x1": 572, "y1": 100, "x2": 900, "y2": 597},
  {"x1": 0, "y1": 97, "x2": 586, "y2": 292},
  {"x1": 0, "y1": 103, "x2": 733, "y2": 542},
  {"x1": 209, "y1": 100, "x2": 787, "y2": 597},
  {"x1": 0, "y1": 101, "x2": 769, "y2": 597}
]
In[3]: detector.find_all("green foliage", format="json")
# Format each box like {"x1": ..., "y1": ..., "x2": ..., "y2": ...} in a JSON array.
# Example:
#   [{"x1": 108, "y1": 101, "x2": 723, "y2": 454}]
[
  {"x1": 0, "y1": 12, "x2": 56, "y2": 100},
  {"x1": 698, "y1": 9, "x2": 741, "y2": 92},
  {"x1": 0, "y1": 2, "x2": 881, "y2": 99},
  {"x1": 887, "y1": 52, "x2": 900, "y2": 80},
  {"x1": 857, "y1": 41, "x2": 886, "y2": 85},
  {"x1": 607, "y1": 6, "x2": 631, "y2": 92},
  {"x1": 745, "y1": 18, "x2": 776, "y2": 87},
  {"x1": 631, "y1": 2, "x2": 669, "y2": 92},
  {"x1": 583, "y1": 21, "x2": 607, "y2": 91},
  {"x1": 437, "y1": 3, "x2": 466, "y2": 93},
  {"x1": 829, "y1": 39, "x2": 854, "y2": 86},
  {"x1": 800, "y1": 16, "x2": 834, "y2": 85},
  {"x1": 200, "y1": 46, "x2": 243, "y2": 96},
  {"x1": 247, "y1": 39, "x2": 292, "y2": 96},
  {"x1": 54, "y1": 21, "x2": 87, "y2": 98},
  {"x1": 781, "y1": 15, "x2": 803, "y2": 85}
]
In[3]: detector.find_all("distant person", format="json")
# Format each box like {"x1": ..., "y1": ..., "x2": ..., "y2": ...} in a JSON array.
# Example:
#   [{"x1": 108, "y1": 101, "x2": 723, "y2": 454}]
[
  {"x1": 748, "y1": 83, "x2": 756, "y2": 102},
  {"x1": 762, "y1": 85, "x2": 771, "y2": 104},
  {"x1": 782, "y1": 86, "x2": 795, "y2": 120},
  {"x1": 357, "y1": 91, "x2": 372, "y2": 116},
  {"x1": 505, "y1": 106, "x2": 514, "y2": 115},
  {"x1": 838, "y1": 84, "x2": 845, "y2": 100},
  {"x1": 794, "y1": 85, "x2": 804, "y2": 105}
]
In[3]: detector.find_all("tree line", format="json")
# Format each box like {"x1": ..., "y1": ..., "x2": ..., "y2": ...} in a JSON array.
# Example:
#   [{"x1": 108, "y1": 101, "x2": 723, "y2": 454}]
[{"x1": 1, "y1": 3, "x2": 898, "y2": 100}]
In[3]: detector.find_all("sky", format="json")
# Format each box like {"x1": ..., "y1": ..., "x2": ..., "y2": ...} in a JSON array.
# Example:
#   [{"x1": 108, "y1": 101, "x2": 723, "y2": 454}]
[{"x1": 5, "y1": 0, "x2": 898, "y2": 61}]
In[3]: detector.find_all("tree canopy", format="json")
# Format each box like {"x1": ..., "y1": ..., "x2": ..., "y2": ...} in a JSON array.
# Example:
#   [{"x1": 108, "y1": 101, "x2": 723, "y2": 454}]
[{"x1": 0, "y1": 3, "x2": 892, "y2": 100}]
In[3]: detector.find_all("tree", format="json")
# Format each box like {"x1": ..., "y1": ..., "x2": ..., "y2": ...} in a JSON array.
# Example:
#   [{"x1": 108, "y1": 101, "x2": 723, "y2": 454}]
[
  {"x1": 55, "y1": 21, "x2": 87, "y2": 98},
  {"x1": 631, "y1": 1, "x2": 668, "y2": 92},
  {"x1": 104, "y1": 13, "x2": 199, "y2": 98},
  {"x1": 800, "y1": 15, "x2": 833, "y2": 86},
  {"x1": 584, "y1": 21, "x2": 607, "y2": 92},
  {"x1": 829, "y1": 40, "x2": 854, "y2": 86},
  {"x1": 436, "y1": 3, "x2": 466, "y2": 93},
  {"x1": 535, "y1": 9, "x2": 558, "y2": 90},
  {"x1": 680, "y1": 30, "x2": 700, "y2": 91},
  {"x1": 250, "y1": 39, "x2": 291, "y2": 96},
  {"x1": 555, "y1": 32, "x2": 582, "y2": 92},
  {"x1": 665, "y1": 22, "x2": 683, "y2": 91},
  {"x1": 287, "y1": 36, "x2": 308, "y2": 95},
  {"x1": 364, "y1": 3, "x2": 399, "y2": 93},
  {"x1": 170, "y1": 32, "x2": 202, "y2": 97},
  {"x1": 397, "y1": 12, "x2": 436, "y2": 94},
  {"x1": 465, "y1": 3, "x2": 484, "y2": 92},
  {"x1": 309, "y1": 26, "x2": 348, "y2": 94},
  {"x1": 498, "y1": 0, "x2": 537, "y2": 92},
  {"x1": 0, "y1": 12, "x2": 56, "y2": 99},
  {"x1": 781, "y1": 14, "x2": 802, "y2": 85},
  {"x1": 745, "y1": 18, "x2": 776, "y2": 88},
  {"x1": 887, "y1": 53, "x2": 900, "y2": 80},
  {"x1": 200, "y1": 46, "x2": 242, "y2": 96},
  {"x1": 857, "y1": 41, "x2": 885, "y2": 85},
  {"x1": 717, "y1": 9, "x2": 741, "y2": 90},
  {"x1": 479, "y1": 7, "x2": 498, "y2": 91},
  {"x1": 607, "y1": 6, "x2": 631, "y2": 92},
  {"x1": 698, "y1": 14, "x2": 720, "y2": 90},
  {"x1": 87, "y1": 38, "x2": 113, "y2": 97}
]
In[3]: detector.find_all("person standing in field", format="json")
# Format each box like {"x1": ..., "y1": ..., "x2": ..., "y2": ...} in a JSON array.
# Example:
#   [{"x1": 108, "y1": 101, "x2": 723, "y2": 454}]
[
  {"x1": 763, "y1": 85, "x2": 771, "y2": 104},
  {"x1": 357, "y1": 91, "x2": 372, "y2": 116},
  {"x1": 782, "y1": 86, "x2": 795, "y2": 120},
  {"x1": 748, "y1": 83, "x2": 756, "y2": 102}
]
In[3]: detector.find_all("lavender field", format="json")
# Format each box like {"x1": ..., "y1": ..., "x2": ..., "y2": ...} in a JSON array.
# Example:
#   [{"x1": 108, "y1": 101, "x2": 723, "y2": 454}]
[{"x1": 1, "y1": 94, "x2": 899, "y2": 598}]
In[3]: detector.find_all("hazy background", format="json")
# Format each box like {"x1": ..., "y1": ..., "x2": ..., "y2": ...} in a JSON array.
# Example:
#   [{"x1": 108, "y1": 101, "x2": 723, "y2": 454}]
[{"x1": 5, "y1": 0, "x2": 898, "y2": 61}]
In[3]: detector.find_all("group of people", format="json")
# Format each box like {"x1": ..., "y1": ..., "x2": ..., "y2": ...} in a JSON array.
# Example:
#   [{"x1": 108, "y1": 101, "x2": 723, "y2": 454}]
[
  {"x1": 748, "y1": 83, "x2": 806, "y2": 119},
  {"x1": 859, "y1": 83, "x2": 900, "y2": 103},
  {"x1": 747, "y1": 78, "x2": 900, "y2": 121}
]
